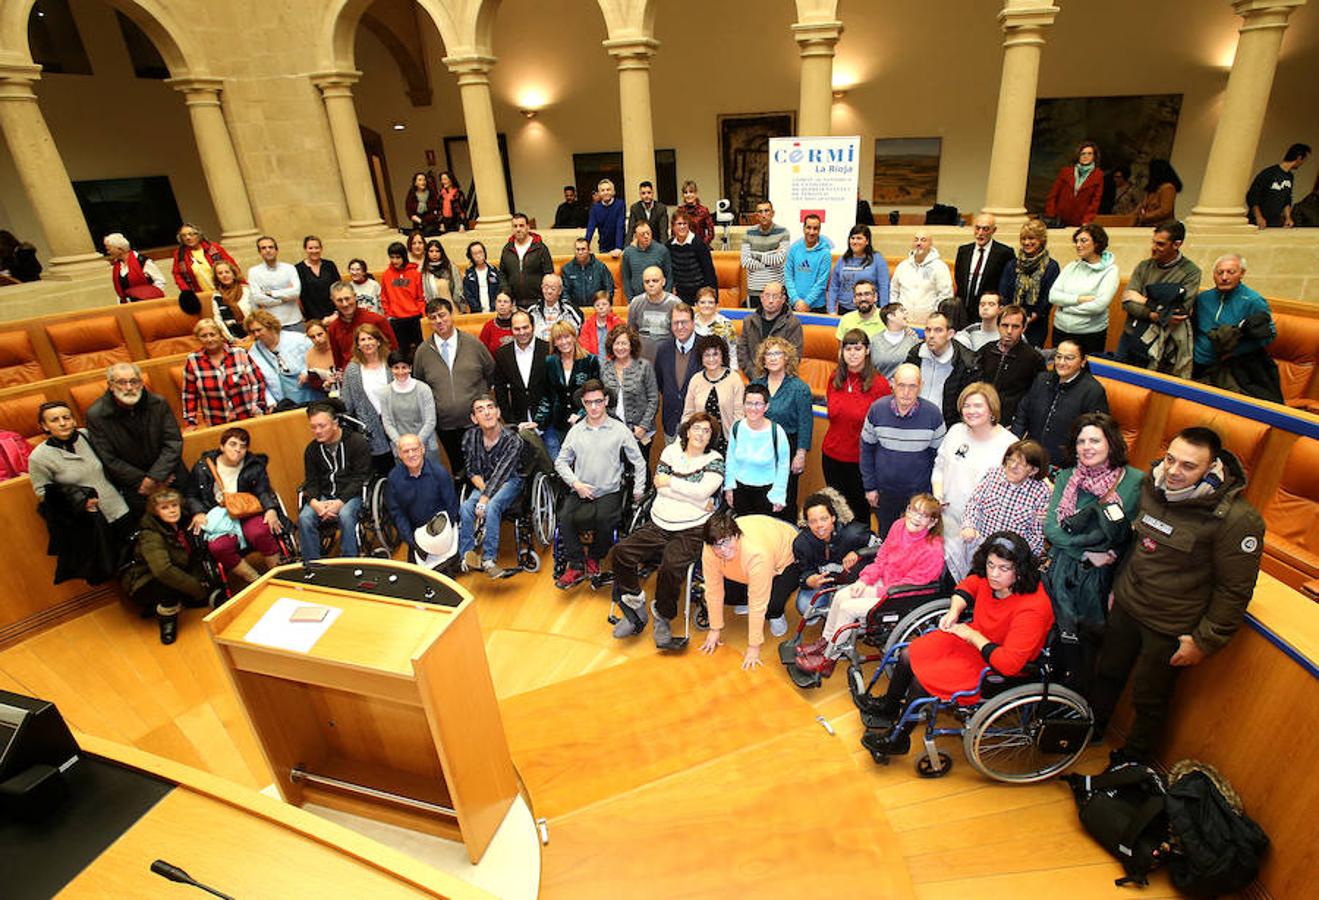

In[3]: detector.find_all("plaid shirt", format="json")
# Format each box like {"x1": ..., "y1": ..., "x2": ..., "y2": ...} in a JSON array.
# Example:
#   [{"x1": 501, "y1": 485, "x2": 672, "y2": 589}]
[
  {"x1": 961, "y1": 466, "x2": 1051, "y2": 556},
  {"x1": 181, "y1": 346, "x2": 268, "y2": 426}
]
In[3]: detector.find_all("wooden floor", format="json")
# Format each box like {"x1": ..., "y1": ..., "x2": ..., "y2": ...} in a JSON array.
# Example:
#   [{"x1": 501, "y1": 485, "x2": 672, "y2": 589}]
[{"x1": 0, "y1": 557, "x2": 1183, "y2": 898}]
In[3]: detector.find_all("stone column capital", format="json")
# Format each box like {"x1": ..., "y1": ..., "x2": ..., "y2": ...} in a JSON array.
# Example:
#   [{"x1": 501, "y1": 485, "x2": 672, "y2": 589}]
[
  {"x1": 309, "y1": 70, "x2": 363, "y2": 95},
  {"x1": 998, "y1": 3, "x2": 1059, "y2": 45},
  {"x1": 603, "y1": 37, "x2": 660, "y2": 70},
  {"x1": 1232, "y1": 0, "x2": 1307, "y2": 29},
  {"x1": 791, "y1": 20, "x2": 844, "y2": 57},
  {"x1": 166, "y1": 76, "x2": 225, "y2": 106},
  {"x1": 0, "y1": 63, "x2": 42, "y2": 100},
  {"x1": 443, "y1": 54, "x2": 497, "y2": 86}
]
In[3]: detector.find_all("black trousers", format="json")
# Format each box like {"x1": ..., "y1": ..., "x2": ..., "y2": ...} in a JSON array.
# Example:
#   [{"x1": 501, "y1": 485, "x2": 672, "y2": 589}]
[
  {"x1": 719, "y1": 563, "x2": 802, "y2": 621},
  {"x1": 1088, "y1": 603, "x2": 1184, "y2": 758},
  {"x1": 873, "y1": 489, "x2": 912, "y2": 539},
  {"x1": 822, "y1": 452, "x2": 870, "y2": 529},
  {"x1": 391, "y1": 315, "x2": 423, "y2": 360},
  {"x1": 783, "y1": 431, "x2": 801, "y2": 518},
  {"x1": 612, "y1": 522, "x2": 705, "y2": 619},
  {"x1": 437, "y1": 427, "x2": 467, "y2": 479},
  {"x1": 731, "y1": 484, "x2": 794, "y2": 523},
  {"x1": 1051, "y1": 327, "x2": 1106, "y2": 357},
  {"x1": 880, "y1": 650, "x2": 931, "y2": 738},
  {"x1": 558, "y1": 489, "x2": 625, "y2": 564}
]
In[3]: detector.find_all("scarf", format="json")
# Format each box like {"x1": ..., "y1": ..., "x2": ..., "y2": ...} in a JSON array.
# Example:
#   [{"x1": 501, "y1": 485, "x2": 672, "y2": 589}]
[
  {"x1": 1056, "y1": 462, "x2": 1124, "y2": 522},
  {"x1": 1074, "y1": 163, "x2": 1095, "y2": 192},
  {"x1": 1012, "y1": 247, "x2": 1050, "y2": 312},
  {"x1": 112, "y1": 252, "x2": 165, "y2": 302},
  {"x1": 1152, "y1": 457, "x2": 1225, "y2": 503}
]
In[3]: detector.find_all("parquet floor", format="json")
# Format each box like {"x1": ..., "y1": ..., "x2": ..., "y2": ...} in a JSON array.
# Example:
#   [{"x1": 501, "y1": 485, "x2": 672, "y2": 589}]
[{"x1": 0, "y1": 557, "x2": 1181, "y2": 898}]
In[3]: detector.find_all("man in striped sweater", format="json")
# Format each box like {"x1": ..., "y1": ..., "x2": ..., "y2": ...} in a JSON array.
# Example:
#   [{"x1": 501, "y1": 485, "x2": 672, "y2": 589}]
[
  {"x1": 860, "y1": 364, "x2": 947, "y2": 537},
  {"x1": 741, "y1": 201, "x2": 790, "y2": 308},
  {"x1": 458, "y1": 394, "x2": 524, "y2": 578}
]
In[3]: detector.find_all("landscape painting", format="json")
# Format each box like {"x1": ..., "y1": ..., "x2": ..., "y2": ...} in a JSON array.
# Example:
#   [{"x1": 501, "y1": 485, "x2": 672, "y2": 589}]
[
  {"x1": 718, "y1": 112, "x2": 795, "y2": 216},
  {"x1": 1026, "y1": 94, "x2": 1182, "y2": 214},
  {"x1": 873, "y1": 138, "x2": 942, "y2": 206}
]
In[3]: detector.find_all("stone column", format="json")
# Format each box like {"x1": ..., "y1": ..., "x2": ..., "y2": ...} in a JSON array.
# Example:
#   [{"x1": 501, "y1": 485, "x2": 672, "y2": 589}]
[
  {"x1": 792, "y1": 20, "x2": 843, "y2": 137},
  {"x1": 604, "y1": 37, "x2": 659, "y2": 199},
  {"x1": 167, "y1": 77, "x2": 260, "y2": 243},
  {"x1": 981, "y1": 1, "x2": 1060, "y2": 227},
  {"x1": 1187, "y1": 0, "x2": 1308, "y2": 232},
  {"x1": 442, "y1": 55, "x2": 510, "y2": 227},
  {"x1": 0, "y1": 64, "x2": 103, "y2": 275},
  {"x1": 309, "y1": 71, "x2": 392, "y2": 235}
]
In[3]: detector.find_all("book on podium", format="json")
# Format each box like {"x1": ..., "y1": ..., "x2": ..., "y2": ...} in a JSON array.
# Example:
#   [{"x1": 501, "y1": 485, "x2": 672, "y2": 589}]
[{"x1": 204, "y1": 559, "x2": 517, "y2": 864}]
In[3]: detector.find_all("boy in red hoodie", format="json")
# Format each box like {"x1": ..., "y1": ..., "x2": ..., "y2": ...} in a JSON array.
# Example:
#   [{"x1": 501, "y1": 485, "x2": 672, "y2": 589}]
[{"x1": 379, "y1": 240, "x2": 425, "y2": 356}]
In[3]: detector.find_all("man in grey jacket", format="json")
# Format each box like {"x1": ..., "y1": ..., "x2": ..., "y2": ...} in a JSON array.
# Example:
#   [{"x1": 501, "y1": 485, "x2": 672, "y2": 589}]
[
  {"x1": 736, "y1": 282, "x2": 804, "y2": 378},
  {"x1": 553, "y1": 379, "x2": 646, "y2": 589},
  {"x1": 413, "y1": 298, "x2": 495, "y2": 477}
]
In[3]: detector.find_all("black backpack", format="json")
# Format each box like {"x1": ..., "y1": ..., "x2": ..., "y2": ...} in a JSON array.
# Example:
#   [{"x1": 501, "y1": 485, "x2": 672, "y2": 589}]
[
  {"x1": 1063, "y1": 763, "x2": 1172, "y2": 887},
  {"x1": 1164, "y1": 762, "x2": 1269, "y2": 897}
]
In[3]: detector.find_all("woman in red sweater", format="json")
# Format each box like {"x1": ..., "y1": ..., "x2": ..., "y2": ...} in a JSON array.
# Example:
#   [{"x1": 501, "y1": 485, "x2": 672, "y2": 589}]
[
  {"x1": 822, "y1": 328, "x2": 890, "y2": 530},
  {"x1": 1044, "y1": 141, "x2": 1105, "y2": 227},
  {"x1": 859, "y1": 530, "x2": 1054, "y2": 758}
]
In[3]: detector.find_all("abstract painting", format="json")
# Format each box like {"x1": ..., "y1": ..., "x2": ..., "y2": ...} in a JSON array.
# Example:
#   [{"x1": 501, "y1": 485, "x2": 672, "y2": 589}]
[
  {"x1": 872, "y1": 138, "x2": 942, "y2": 205},
  {"x1": 1026, "y1": 94, "x2": 1182, "y2": 213},
  {"x1": 718, "y1": 112, "x2": 795, "y2": 216}
]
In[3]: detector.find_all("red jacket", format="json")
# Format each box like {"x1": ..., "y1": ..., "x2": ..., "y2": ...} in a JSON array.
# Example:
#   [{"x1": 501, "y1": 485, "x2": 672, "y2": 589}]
[
  {"x1": 1044, "y1": 166, "x2": 1104, "y2": 227},
  {"x1": 479, "y1": 317, "x2": 513, "y2": 355},
  {"x1": 822, "y1": 370, "x2": 891, "y2": 462},
  {"x1": 579, "y1": 312, "x2": 623, "y2": 355},
  {"x1": 681, "y1": 202, "x2": 715, "y2": 246},
  {"x1": 327, "y1": 309, "x2": 398, "y2": 370},
  {"x1": 379, "y1": 262, "x2": 426, "y2": 318},
  {"x1": 172, "y1": 240, "x2": 238, "y2": 292}
]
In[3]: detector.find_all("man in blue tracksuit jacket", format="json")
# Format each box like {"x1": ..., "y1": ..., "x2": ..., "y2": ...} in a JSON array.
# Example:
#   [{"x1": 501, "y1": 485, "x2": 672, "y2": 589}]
[{"x1": 784, "y1": 214, "x2": 834, "y2": 312}]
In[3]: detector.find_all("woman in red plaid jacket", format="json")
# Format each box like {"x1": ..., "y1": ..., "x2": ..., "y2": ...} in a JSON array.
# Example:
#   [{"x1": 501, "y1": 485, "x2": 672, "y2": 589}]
[{"x1": 181, "y1": 319, "x2": 268, "y2": 429}]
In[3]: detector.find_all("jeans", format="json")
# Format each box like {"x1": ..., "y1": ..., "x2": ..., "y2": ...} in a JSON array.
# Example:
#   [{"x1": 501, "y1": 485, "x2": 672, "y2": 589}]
[
  {"x1": 299, "y1": 496, "x2": 362, "y2": 561},
  {"x1": 796, "y1": 585, "x2": 835, "y2": 618},
  {"x1": 542, "y1": 425, "x2": 563, "y2": 464},
  {"x1": 459, "y1": 475, "x2": 523, "y2": 561}
]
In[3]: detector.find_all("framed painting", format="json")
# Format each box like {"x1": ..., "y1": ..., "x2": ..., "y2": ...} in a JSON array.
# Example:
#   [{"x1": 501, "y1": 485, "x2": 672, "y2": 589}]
[
  {"x1": 718, "y1": 112, "x2": 795, "y2": 216},
  {"x1": 872, "y1": 138, "x2": 942, "y2": 206},
  {"x1": 571, "y1": 150, "x2": 678, "y2": 205},
  {"x1": 1026, "y1": 94, "x2": 1182, "y2": 213}
]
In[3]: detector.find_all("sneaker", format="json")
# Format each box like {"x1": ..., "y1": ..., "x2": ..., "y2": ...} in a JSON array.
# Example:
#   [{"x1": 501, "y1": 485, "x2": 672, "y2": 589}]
[
  {"x1": 482, "y1": 559, "x2": 512, "y2": 579},
  {"x1": 795, "y1": 653, "x2": 836, "y2": 676},
  {"x1": 462, "y1": 550, "x2": 482, "y2": 573},
  {"x1": 861, "y1": 730, "x2": 911, "y2": 757},
  {"x1": 611, "y1": 592, "x2": 648, "y2": 638},
  {"x1": 555, "y1": 567, "x2": 586, "y2": 590},
  {"x1": 585, "y1": 558, "x2": 601, "y2": 577},
  {"x1": 796, "y1": 637, "x2": 828, "y2": 659},
  {"x1": 158, "y1": 613, "x2": 178, "y2": 645},
  {"x1": 768, "y1": 616, "x2": 788, "y2": 638},
  {"x1": 733, "y1": 605, "x2": 749, "y2": 615}
]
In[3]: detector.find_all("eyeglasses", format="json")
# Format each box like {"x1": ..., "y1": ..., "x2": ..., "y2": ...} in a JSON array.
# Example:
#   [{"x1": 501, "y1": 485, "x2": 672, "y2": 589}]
[
  {"x1": 583, "y1": 398, "x2": 607, "y2": 406},
  {"x1": 713, "y1": 537, "x2": 735, "y2": 551},
  {"x1": 110, "y1": 378, "x2": 143, "y2": 388},
  {"x1": 764, "y1": 350, "x2": 785, "y2": 358},
  {"x1": 1054, "y1": 353, "x2": 1081, "y2": 362},
  {"x1": 905, "y1": 508, "x2": 934, "y2": 521}
]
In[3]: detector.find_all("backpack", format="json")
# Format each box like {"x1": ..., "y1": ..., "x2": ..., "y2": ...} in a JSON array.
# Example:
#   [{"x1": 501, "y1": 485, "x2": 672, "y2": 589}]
[
  {"x1": 924, "y1": 203, "x2": 960, "y2": 226},
  {"x1": 1164, "y1": 761, "x2": 1269, "y2": 896},
  {"x1": 0, "y1": 430, "x2": 32, "y2": 481},
  {"x1": 731, "y1": 419, "x2": 781, "y2": 467},
  {"x1": 1063, "y1": 762, "x2": 1172, "y2": 887}
]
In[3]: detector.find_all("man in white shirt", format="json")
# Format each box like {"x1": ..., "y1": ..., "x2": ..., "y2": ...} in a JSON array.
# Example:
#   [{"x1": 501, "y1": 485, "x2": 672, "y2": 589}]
[
  {"x1": 530, "y1": 272, "x2": 584, "y2": 340},
  {"x1": 627, "y1": 265, "x2": 680, "y2": 362},
  {"x1": 955, "y1": 292, "x2": 1002, "y2": 352},
  {"x1": 493, "y1": 309, "x2": 548, "y2": 430},
  {"x1": 890, "y1": 230, "x2": 954, "y2": 325},
  {"x1": 247, "y1": 236, "x2": 303, "y2": 331},
  {"x1": 954, "y1": 213, "x2": 1014, "y2": 321}
]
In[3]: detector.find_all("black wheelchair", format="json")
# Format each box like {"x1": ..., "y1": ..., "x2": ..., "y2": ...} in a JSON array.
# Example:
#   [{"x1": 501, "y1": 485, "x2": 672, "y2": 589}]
[
  {"x1": 461, "y1": 430, "x2": 561, "y2": 575},
  {"x1": 550, "y1": 458, "x2": 645, "y2": 591},
  {"x1": 294, "y1": 472, "x2": 400, "y2": 560},
  {"x1": 777, "y1": 579, "x2": 947, "y2": 690}
]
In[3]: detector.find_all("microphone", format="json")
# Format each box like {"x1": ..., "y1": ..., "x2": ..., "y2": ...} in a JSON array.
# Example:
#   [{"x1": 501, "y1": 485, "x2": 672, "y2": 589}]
[{"x1": 150, "y1": 860, "x2": 235, "y2": 899}]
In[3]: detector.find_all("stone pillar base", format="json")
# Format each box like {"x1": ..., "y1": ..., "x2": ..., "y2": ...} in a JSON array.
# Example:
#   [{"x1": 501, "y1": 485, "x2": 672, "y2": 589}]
[
  {"x1": 220, "y1": 227, "x2": 262, "y2": 244},
  {"x1": 1185, "y1": 208, "x2": 1257, "y2": 235},
  {"x1": 44, "y1": 253, "x2": 109, "y2": 280},
  {"x1": 981, "y1": 207, "x2": 1029, "y2": 229},
  {"x1": 474, "y1": 214, "x2": 513, "y2": 231},
  {"x1": 346, "y1": 220, "x2": 394, "y2": 237}
]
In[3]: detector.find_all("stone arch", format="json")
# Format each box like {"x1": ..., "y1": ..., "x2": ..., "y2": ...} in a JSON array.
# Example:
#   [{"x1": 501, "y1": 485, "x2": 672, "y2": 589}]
[
  {"x1": 359, "y1": 9, "x2": 432, "y2": 106},
  {"x1": 596, "y1": 0, "x2": 656, "y2": 40},
  {"x1": 0, "y1": 0, "x2": 202, "y2": 76}
]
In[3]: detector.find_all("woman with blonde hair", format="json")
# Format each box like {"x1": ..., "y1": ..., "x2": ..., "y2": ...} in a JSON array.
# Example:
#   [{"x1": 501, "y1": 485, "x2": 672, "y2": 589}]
[
  {"x1": 180, "y1": 319, "x2": 268, "y2": 429},
  {"x1": 998, "y1": 218, "x2": 1060, "y2": 348},
  {"x1": 340, "y1": 323, "x2": 394, "y2": 475},
  {"x1": 210, "y1": 260, "x2": 251, "y2": 340},
  {"x1": 933, "y1": 382, "x2": 1017, "y2": 581},
  {"x1": 535, "y1": 319, "x2": 601, "y2": 461},
  {"x1": 243, "y1": 309, "x2": 316, "y2": 407},
  {"x1": 752, "y1": 335, "x2": 813, "y2": 514}
]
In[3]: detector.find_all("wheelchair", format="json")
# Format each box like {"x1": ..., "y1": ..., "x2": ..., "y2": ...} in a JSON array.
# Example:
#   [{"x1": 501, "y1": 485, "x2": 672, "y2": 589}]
[
  {"x1": 550, "y1": 458, "x2": 645, "y2": 591},
  {"x1": 858, "y1": 630, "x2": 1094, "y2": 784},
  {"x1": 458, "y1": 429, "x2": 560, "y2": 575},
  {"x1": 778, "y1": 579, "x2": 947, "y2": 690},
  {"x1": 295, "y1": 472, "x2": 399, "y2": 560}
]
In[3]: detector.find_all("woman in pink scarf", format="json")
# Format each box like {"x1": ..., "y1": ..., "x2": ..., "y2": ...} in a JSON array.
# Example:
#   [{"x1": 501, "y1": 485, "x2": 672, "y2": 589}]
[{"x1": 796, "y1": 493, "x2": 945, "y2": 676}]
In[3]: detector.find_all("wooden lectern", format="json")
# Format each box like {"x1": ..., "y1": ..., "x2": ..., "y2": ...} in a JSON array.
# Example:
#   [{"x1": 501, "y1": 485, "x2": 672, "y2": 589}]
[{"x1": 205, "y1": 560, "x2": 517, "y2": 864}]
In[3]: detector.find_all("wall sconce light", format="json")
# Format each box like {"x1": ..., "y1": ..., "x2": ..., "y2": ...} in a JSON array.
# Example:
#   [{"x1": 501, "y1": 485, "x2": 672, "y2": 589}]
[
  {"x1": 831, "y1": 89, "x2": 848, "y2": 101},
  {"x1": 391, "y1": 122, "x2": 406, "y2": 131},
  {"x1": 519, "y1": 108, "x2": 538, "y2": 119}
]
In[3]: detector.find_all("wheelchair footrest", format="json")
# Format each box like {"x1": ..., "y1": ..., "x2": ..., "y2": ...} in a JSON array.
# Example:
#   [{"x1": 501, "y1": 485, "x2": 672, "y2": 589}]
[
  {"x1": 777, "y1": 638, "x2": 801, "y2": 665},
  {"x1": 786, "y1": 663, "x2": 823, "y2": 690},
  {"x1": 655, "y1": 636, "x2": 689, "y2": 652}
]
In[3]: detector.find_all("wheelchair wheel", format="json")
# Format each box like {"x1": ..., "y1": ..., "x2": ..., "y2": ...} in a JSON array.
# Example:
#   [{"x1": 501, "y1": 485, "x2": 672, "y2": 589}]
[
  {"x1": 962, "y1": 683, "x2": 1093, "y2": 784},
  {"x1": 877, "y1": 598, "x2": 955, "y2": 679},
  {"x1": 532, "y1": 473, "x2": 557, "y2": 549},
  {"x1": 520, "y1": 549, "x2": 541, "y2": 573},
  {"x1": 916, "y1": 751, "x2": 953, "y2": 779},
  {"x1": 367, "y1": 478, "x2": 401, "y2": 558}
]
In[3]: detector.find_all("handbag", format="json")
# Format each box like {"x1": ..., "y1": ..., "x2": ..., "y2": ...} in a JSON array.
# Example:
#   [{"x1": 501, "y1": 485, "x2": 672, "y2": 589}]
[{"x1": 206, "y1": 457, "x2": 263, "y2": 518}]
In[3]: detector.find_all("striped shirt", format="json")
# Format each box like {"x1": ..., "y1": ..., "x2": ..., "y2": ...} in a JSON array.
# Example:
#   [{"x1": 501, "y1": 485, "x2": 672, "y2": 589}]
[
  {"x1": 651, "y1": 444, "x2": 724, "y2": 531},
  {"x1": 859, "y1": 397, "x2": 946, "y2": 494},
  {"x1": 462, "y1": 425, "x2": 522, "y2": 499}
]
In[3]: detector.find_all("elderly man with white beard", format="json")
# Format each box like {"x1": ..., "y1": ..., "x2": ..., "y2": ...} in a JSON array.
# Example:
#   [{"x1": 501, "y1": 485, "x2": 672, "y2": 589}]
[{"x1": 86, "y1": 362, "x2": 188, "y2": 519}]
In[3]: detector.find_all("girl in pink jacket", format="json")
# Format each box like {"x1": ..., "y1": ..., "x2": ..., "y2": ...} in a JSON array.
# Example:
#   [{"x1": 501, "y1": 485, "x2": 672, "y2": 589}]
[{"x1": 796, "y1": 493, "x2": 944, "y2": 676}]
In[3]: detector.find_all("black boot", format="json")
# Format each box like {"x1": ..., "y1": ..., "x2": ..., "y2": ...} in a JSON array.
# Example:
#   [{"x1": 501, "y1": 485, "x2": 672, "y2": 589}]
[
  {"x1": 856, "y1": 694, "x2": 903, "y2": 729},
  {"x1": 157, "y1": 604, "x2": 180, "y2": 645},
  {"x1": 861, "y1": 729, "x2": 911, "y2": 757}
]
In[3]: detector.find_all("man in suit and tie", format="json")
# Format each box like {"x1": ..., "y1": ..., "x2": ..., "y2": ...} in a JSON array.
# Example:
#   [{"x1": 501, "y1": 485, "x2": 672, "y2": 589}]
[
  {"x1": 954, "y1": 213, "x2": 1014, "y2": 322},
  {"x1": 492, "y1": 309, "x2": 548, "y2": 437},
  {"x1": 653, "y1": 302, "x2": 701, "y2": 444}
]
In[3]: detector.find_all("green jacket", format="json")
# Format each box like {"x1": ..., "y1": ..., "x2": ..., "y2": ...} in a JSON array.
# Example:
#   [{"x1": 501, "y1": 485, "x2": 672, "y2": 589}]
[
  {"x1": 122, "y1": 512, "x2": 207, "y2": 601},
  {"x1": 1113, "y1": 450, "x2": 1264, "y2": 654}
]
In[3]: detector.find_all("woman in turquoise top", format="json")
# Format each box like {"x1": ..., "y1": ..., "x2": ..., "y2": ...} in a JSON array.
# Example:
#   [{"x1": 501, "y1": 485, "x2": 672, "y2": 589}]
[
  {"x1": 1043, "y1": 411, "x2": 1144, "y2": 696},
  {"x1": 751, "y1": 335, "x2": 813, "y2": 517},
  {"x1": 724, "y1": 383, "x2": 791, "y2": 521}
]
